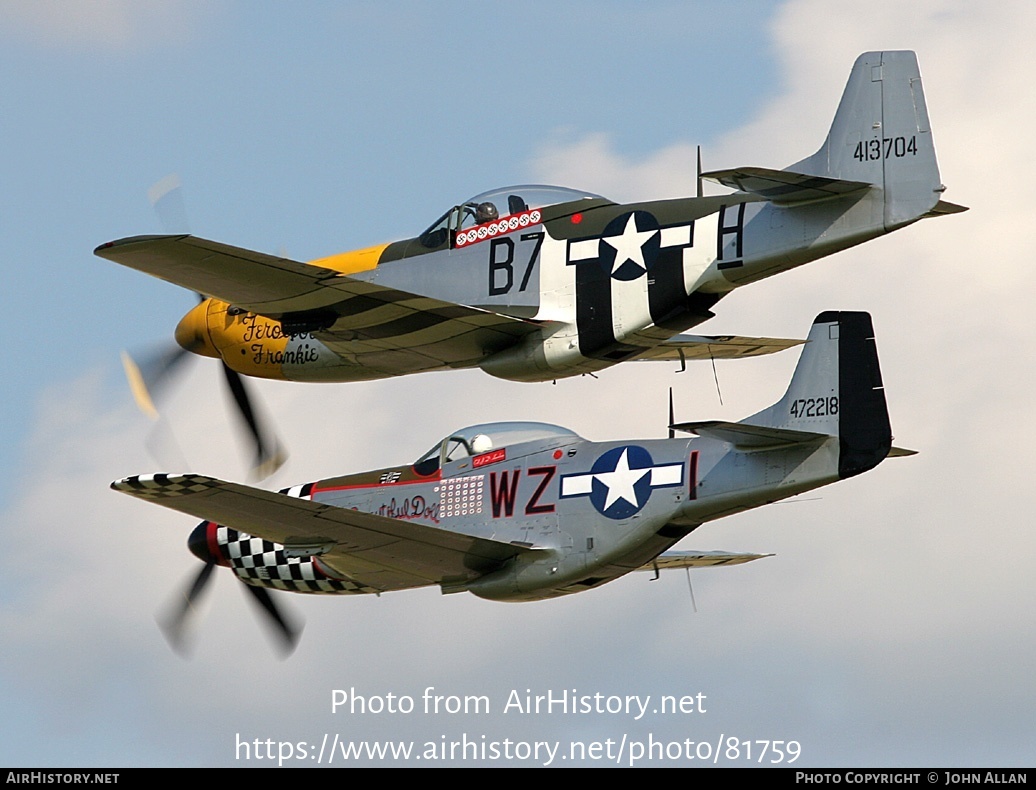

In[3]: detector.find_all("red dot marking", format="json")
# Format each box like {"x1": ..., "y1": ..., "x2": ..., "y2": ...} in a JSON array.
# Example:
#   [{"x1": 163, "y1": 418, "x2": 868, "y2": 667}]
[
  {"x1": 571, "y1": 213, "x2": 583, "y2": 224},
  {"x1": 553, "y1": 449, "x2": 563, "y2": 459}
]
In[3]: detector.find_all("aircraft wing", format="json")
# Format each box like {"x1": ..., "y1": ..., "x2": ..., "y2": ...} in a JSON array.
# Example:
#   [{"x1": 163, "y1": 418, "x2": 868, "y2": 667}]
[
  {"x1": 635, "y1": 333, "x2": 803, "y2": 362},
  {"x1": 96, "y1": 234, "x2": 543, "y2": 373},
  {"x1": 113, "y1": 473, "x2": 545, "y2": 593},
  {"x1": 96, "y1": 233, "x2": 538, "y2": 325},
  {"x1": 96, "y1": 234, "x2": 351, "y2": 314},
  {"x1": 638, "y1": 550, "x2": 774, "y2": 571}
]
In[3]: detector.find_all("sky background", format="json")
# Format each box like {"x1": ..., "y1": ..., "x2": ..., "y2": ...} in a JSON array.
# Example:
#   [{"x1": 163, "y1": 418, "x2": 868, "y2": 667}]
[{"x1": 1, "y1": 0, "x2": 1033, "y2": 768}]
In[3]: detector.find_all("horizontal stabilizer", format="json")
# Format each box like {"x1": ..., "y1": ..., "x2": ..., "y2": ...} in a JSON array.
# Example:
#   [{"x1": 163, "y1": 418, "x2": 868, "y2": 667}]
[
  {"x1": 671, "y1": 420, "x2": 829, "y2": 449},
  {"x1": 638, "y1": 550, "x2": 774, "y2": 571},
  {"x1": 888, "y1": 446, "x2": 918, "y2": 457},
  {"x1": 923, "y1": 200, "x2": 969, "y2": 218},
  {"x1": 636, "y1": 333, "x2": 803, "y2": 363},
  {"x1": 701, "y1": 167, "x2": 872, "y2": 204}
]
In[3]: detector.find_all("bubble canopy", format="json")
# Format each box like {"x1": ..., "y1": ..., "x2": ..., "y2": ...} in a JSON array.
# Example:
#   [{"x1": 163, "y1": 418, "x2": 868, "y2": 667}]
[
  {"x1": 463, "y1": 184, "x2": 606, "y2": 212},
  {"x1": 413, "y1": 421, "x2": 582, "y2": 472},
  {"x1": 419, "y1": 184, "x2": 608, "y2": 242}
]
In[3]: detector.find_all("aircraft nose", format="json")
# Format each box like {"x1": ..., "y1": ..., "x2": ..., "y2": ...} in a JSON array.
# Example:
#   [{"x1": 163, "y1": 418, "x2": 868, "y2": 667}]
[
  {"x1": 188, "y1": 521, "x2": 224, "y2": 565},
  {"x1": 175, "y1": 300, "x2": 220, "y2": 358}
]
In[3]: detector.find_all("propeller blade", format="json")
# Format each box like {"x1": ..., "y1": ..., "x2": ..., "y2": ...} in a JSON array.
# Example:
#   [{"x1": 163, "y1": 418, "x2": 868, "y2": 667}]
[
  {"x1": 221, "y1": 362, "x2": 287, "y2": 480},
  {"x1": 121, "y1": 345, "x2": 192, "y2": 420},
  {"x1": 242, "y1": 583, "x2": 302, "y2": 657},
  {"x1": 138, "y1": 175, "x2": 288, "y2": 479},
  {"x1": 123, "y1": 332, "x2": 287, "y2": 479},
  {"x1": 158, "y1": 560, "x2": 216, "y2": 655},
  {"x1": 148, "y1": 173, "x2": 191, "y2": 234}
]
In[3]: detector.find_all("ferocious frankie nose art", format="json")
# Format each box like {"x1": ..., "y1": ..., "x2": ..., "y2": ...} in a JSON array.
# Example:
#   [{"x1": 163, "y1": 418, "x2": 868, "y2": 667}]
[{"x1": 97, "y1": 51, "x2": 963, "y2": 475}]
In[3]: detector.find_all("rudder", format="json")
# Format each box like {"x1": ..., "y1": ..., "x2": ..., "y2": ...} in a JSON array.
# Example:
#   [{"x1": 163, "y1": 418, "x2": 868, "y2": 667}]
[{"x1": 833, "y1": 311, "x2": 891, "y2": 478}]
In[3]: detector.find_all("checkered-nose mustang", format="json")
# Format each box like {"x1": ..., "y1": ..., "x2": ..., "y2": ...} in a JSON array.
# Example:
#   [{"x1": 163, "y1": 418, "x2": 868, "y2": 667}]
[
  {"x1": 97, "y1": 51, "x2": 962, "y2": 478},
  {"x1": 114, "y1": 311, "x2": 913, "y2": 654}
]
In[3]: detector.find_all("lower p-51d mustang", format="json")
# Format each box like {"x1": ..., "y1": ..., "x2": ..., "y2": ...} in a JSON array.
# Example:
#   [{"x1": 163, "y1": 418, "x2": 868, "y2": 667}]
[{"x1": 114, "y1": 311, "x2": 912, "y2": 652}]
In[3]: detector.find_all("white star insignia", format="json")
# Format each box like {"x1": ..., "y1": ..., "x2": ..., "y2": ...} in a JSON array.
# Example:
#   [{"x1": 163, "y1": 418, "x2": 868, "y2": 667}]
[
  {"x1": 602, "y1": 214, "x2": 657, "y2": 274},
  {"x1": 594, "y1": 448, "x2": 649, "y2": 510}
]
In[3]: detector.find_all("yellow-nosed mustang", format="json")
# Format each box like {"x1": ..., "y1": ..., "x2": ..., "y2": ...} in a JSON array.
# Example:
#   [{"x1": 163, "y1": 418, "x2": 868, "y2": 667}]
[
  {"x1": 97, "y1": 51, "x2": 962, "y2": 472},
  {"x1": 113, "y1": 311, "x2": 914, "y2": 655}
]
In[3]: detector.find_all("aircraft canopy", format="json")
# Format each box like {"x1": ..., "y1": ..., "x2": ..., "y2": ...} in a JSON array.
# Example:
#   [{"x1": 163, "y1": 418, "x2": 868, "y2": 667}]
[
  {"x1": 419, "y1": 184, "x2": 607, "y2": 244},
  {"x1": 414, "y1": 421, "x2": 582, "y2": 469}
]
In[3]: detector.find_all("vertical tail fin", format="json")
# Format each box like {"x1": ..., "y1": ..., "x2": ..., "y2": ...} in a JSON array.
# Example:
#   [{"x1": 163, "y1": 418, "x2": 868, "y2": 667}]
[
  {"x1": 750, "y1": 311, "x2": 891, "y2": 478},
  {"x1": 789, "y1": 51, "x2": 943, "y2": 230}
]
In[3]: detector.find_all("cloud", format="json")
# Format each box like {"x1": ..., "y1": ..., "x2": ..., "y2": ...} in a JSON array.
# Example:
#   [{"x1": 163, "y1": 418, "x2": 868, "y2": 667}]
[
  {"x1": 4, "y1": 0, "x2": 1036, "y2": 767},
  {"x1": 0, "y1": 0, "x2": 216, "y2": 52}
]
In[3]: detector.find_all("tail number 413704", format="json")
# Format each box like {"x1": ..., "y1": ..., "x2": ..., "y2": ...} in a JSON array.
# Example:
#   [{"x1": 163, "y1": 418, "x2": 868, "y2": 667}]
[{"x1": 854, "y1": 135, "x2": 917, "y2": 162}]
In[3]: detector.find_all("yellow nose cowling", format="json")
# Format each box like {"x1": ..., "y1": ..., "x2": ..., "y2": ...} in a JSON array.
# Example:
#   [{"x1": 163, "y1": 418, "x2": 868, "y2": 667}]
[{"x1": 175, "y1": 300, "x2": 221, "y2": 359}]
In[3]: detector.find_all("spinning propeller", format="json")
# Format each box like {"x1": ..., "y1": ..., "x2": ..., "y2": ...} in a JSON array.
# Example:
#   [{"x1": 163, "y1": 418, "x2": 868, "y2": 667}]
[
  {"x1": 122, "y1": 175, "x2": 286, "y2": 480},
  {"x1": 158, "y1": 521, "x2": 301, "y2": 657}
]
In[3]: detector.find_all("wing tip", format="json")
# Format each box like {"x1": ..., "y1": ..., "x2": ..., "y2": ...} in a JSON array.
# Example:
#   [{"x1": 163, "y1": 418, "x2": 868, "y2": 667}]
[
  {"x1": 93, "y1": 234, "x2": 190, "y2": 258},
  {"x1": 111, "y1": 473, "x2": 214, "y2": 498}
]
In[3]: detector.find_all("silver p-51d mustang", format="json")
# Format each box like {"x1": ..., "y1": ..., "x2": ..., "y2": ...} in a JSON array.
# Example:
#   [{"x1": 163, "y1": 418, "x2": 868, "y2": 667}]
[
  {"x1": 98, "y1": 50, "x2": 962, "y2": 386},
  {"x1": 114, "y1": 310, "x2": 911, "y2": 651},
  {"x1": 97, "y1": 51, "x2": 962, "y2": 476}
]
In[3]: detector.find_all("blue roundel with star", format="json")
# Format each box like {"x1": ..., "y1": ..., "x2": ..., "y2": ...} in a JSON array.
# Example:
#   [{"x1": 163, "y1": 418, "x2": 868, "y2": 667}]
[
  {"x1": 560, "y1": 445, "x2": 685, "y2": 520},
  {"x1": 590, "y1": 445, "x2": 656, "y2": 519}
]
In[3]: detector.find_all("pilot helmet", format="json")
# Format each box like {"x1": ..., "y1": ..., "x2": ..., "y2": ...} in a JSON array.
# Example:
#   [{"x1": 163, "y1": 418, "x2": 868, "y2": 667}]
[
  {"x1": 470, "y1": 434, "x2": 493, "y2": 454},
  {"x1": 475, "y1": 202, "x2": 498, "y2": 224}
]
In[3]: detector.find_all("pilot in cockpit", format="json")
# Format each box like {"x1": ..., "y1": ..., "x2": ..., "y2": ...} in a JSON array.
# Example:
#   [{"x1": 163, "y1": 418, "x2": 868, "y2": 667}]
[
  {"x1": 475, "y1": 201, "x2": 499, "y2": 225},
  {"x1": 470, "y1": 434, "x2": 493, "y2": 454}
]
